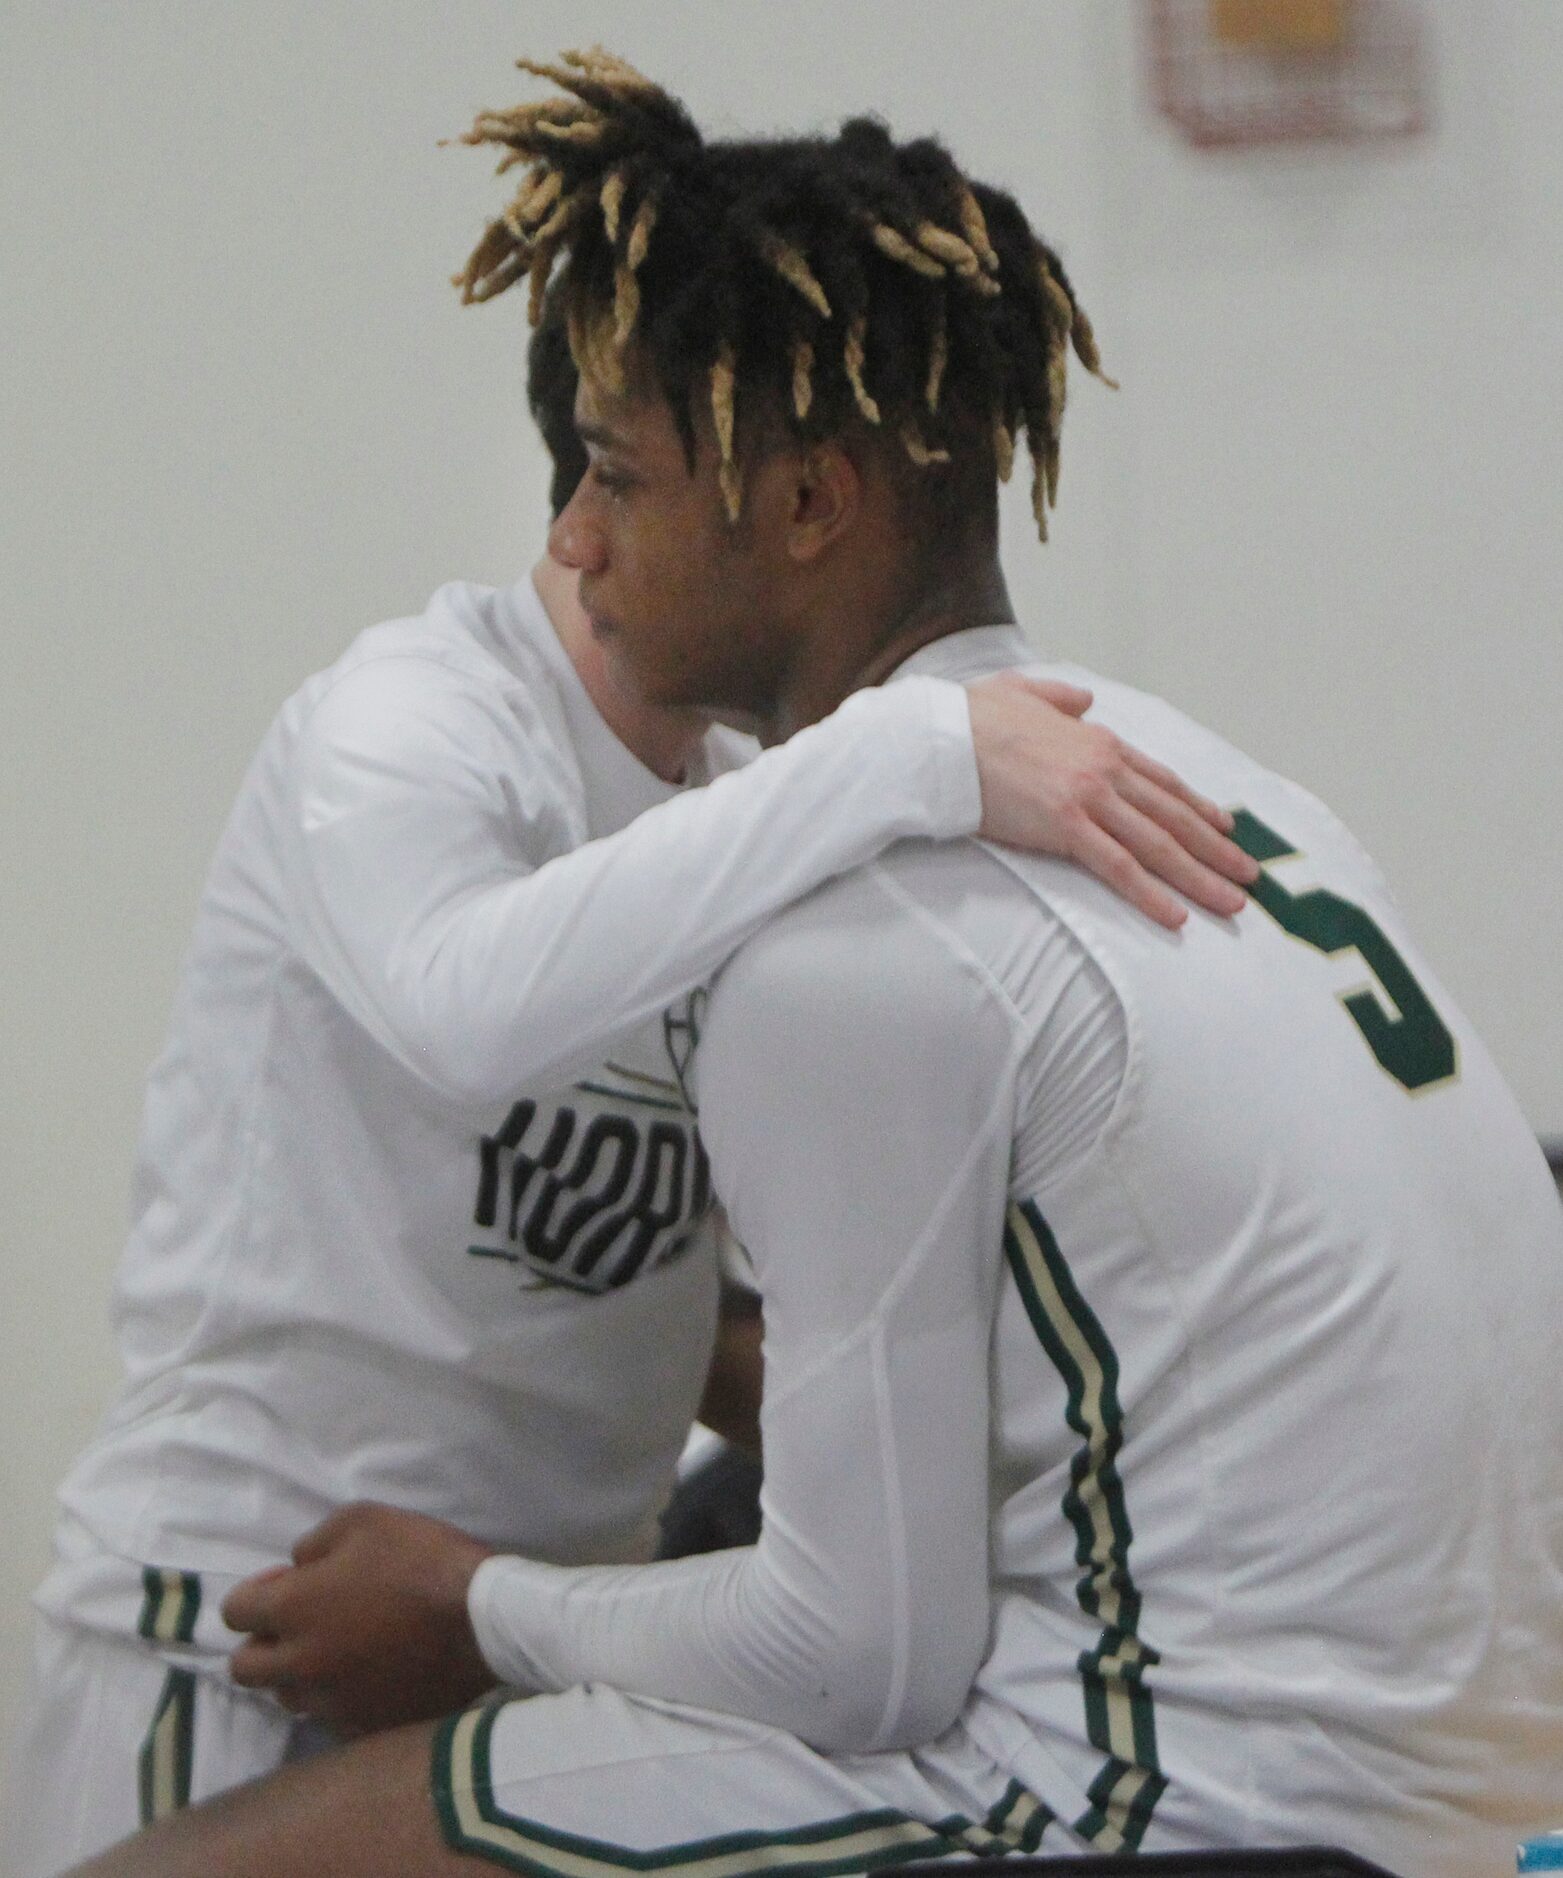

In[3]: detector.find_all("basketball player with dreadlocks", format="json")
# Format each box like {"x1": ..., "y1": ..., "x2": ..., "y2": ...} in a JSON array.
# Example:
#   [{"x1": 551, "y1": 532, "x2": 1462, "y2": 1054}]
[
  {"x1": 65, "y1": 48, "x2": 1563, "y2": 1878},
  {"x1": 3, "y1": 51, "x2": 1267, "y2": 1878}
]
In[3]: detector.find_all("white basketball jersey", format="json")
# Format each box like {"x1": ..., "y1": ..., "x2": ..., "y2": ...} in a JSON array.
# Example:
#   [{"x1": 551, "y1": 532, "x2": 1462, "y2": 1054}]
[
  {"x1": 467, "y1": 623, "x2": 1563, "y2": 1878},
  {"x1": 933, "y1": 631, "x2": 1563, "y2": 1869},
  {"x1": 48, "y1": 578, "x2": 732, "y2": 1629},
  {"x1": 45, "y1": 567, "x2": 979, "y2": 1649}
]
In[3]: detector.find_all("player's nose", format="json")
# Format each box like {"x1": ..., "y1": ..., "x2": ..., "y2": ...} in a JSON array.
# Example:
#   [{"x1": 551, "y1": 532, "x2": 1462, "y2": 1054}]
[{"x1": 548, "y1": 490, "x2": 607, "y2": 575}]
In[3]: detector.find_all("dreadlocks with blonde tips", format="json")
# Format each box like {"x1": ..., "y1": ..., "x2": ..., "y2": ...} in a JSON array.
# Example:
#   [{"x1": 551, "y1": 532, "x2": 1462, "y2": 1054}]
[
  {"x1": 957, "y1": 184, "x2": 1001, "y2": 274},
  {"x1": 901, "y1": 424, "x2": 952, "y2": 468},
  {"x1": 993, "y1": 419, "x2": 1016, "y2": 485},
  {"x1": 791, "y1": 339, "x2": 816, "y2": 423},
  {"x1": 842, "y1": 314, "x2": 883, "y2": 426},
  {"x1": 600, "y1": 168, "x2": 628, "y2": 243},
  {"x1": 710, "y1": 340, "x2": 742, "y2": 522},
  {"x1": 868, "y1": 221, "x2": 946, "y2": 281},
  {"x1": 451, "y1": 50, "x2": 1110, "y2": 542},
  {"x1": 757, "y1": 231, "x2": 833, "y2": 321},
  {"x1": 925, "y1": 302, "x2": 948, "y2": 413}
]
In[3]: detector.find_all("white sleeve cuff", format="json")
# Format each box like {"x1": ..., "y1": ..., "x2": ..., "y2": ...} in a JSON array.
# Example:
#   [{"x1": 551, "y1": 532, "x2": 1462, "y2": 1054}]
[
  {"x1": 467, "y1": 1553, "x2": 561, "y2": 1693},
  {"x1": 877, "y1": 675, "x2": 982, "y2": 839}
]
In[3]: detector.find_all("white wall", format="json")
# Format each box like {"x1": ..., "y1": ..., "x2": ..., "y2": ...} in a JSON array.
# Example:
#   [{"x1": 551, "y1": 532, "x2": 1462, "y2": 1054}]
[
  {"x1": 1090, "y1": 1, "x2": 1563, "y2": 1131},
  {"x1": 3, "y1": 0, "x2": 1558, "y2": 1747}
]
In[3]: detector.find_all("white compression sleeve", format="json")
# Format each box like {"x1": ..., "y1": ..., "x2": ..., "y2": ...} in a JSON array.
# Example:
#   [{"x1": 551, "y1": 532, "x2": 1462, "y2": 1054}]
[
  {"x1": 467, "y1": 860, "x2": 1023, "y2": 1753},
  {"x1": 287, "y1": 672, "x2": 979, "y2": 1106}
]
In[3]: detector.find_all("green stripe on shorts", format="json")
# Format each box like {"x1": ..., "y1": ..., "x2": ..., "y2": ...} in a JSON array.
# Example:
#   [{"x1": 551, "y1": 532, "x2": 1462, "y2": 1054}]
[
  {"x1": 136, "y1": 1566, "x2": 202, "y2": 1645},
  {"x1": 138, "y1": 1666, "x2": 197, "y2": 1826},
  {"x1": 431, "y1": 1699, "x2": 1045, "y2": 1878}
]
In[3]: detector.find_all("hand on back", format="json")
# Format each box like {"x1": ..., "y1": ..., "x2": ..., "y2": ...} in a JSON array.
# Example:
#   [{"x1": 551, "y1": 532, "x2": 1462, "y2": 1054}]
[{"x1": 966, "y1": 671, "x2": 1259, "y2": 930}]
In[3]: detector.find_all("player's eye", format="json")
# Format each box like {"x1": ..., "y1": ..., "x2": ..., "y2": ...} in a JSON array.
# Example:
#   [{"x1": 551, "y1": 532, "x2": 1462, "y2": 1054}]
[{"x1": 589, "y1": 459, "x2": 636, "y2": 499}]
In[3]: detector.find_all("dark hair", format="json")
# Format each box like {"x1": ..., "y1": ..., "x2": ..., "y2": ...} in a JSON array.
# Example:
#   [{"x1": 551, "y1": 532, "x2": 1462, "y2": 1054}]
[
  {"x1": 455, "y1": 48, "x2": 1112, "y2": 541},
  {"x1": 526, "y1": 285, "x2": 587, "y2": 517}
]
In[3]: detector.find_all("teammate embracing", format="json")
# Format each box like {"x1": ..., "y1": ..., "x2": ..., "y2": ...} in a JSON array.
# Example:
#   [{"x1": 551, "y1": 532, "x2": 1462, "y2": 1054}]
[
  {"x1": 0, "y1": 53, "x2": 1264, "y2": 1878},
  {"x1": 62, "y1": 48, "x2": 1563, "y2": 1878}
]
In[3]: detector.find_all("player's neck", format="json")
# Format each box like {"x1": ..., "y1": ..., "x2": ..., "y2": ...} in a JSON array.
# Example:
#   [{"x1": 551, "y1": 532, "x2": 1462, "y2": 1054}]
[
  {"x1": 770, "y1": 544, "x2": 1015, "y2": 740},
  {"x1": 533, "y1": 556, "x2": 709, "y2": 784}
]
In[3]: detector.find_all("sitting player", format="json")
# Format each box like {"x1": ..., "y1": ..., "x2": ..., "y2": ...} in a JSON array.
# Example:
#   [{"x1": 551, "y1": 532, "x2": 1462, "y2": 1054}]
[
  {"x1": 1, "y1": 81, "x2": 1259, "y2": 1878},
  {"x1": 68, "y1": 52, "x2": 1563, "y2": 1878}
]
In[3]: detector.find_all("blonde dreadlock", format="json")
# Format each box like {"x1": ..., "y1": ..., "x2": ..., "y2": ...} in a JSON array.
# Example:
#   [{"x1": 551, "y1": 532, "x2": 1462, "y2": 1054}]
[
  {"x1": 711, "y1": 340, "x2": 741, "y2": 521},
  {"x1": 791, "y1": 338, "x2": 816, "y2": 422},
  {"x1": 925, "y1": 302, "x2": 948, "y2": 412},
  {"x1": 450, "y1": 51, "x2": 1111, "y2": 539},
  {"x1": 868, "y1": 221, "x2": 946, "y2": 281},
  {"x1": 842, "y1": 314, "x2": 882, "y2": 426},
  {"x1": 757, "y1": 231, "x2": 832, "y2": 320},
  {"x1": 609, "y1": 192, "x2": 660, "y2": 370}
]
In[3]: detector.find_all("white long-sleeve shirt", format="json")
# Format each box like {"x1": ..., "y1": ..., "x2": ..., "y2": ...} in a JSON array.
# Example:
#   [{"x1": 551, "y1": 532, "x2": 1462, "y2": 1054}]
[
  {"x1": 469, "y1": 786, "x2": 1119, "y2": 1756},
  {"x1": 470, "y1": 626, "x2": 1563, "y2": 1876},
  {"x1": 44, "y1": 574, "x2": 981, "y2": 1641}
]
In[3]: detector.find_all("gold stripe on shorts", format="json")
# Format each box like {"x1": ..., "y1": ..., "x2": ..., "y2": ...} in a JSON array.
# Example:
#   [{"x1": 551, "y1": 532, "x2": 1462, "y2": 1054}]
[
  {"x1": 136, "y1": 1566, "x2": 202, "y2": 1646},
  {"x1": 431, "y1": 1699, "x2": 1043, "y2": 1878},
  {"x1": 138, "y1": 1666, "x2": 197, "y2": 1826}
]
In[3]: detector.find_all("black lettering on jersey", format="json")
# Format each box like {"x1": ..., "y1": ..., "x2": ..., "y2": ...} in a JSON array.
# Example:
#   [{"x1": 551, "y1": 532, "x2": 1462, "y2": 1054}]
[
  {"x1": 471, "y1": 1097, "x2": 711, "y2": 1294},
  {"x1": 504, "y1": 1107, "x2": 578, "y2": 1242},
  {"x1": 474, "y1": 1100, "x2": 534, "y2": 1229},
  {"x1": 571, "y1": 1119, "x2": 687, "y2": 1288},
  {"x1": 520, "y1": 1113, "x2": 639, "y2": 1269}
]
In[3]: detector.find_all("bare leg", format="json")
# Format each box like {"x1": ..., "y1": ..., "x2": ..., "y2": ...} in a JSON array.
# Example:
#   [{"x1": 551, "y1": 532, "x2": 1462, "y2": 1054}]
[{"x1": 64, "y1": 1720, "x2": 470, "y2": 1878}]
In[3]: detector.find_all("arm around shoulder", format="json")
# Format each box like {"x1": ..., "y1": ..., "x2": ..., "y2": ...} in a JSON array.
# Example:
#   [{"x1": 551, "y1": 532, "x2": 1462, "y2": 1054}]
[{"x1": 284, "y1": 662, "x2": 982, "y2": 1106}]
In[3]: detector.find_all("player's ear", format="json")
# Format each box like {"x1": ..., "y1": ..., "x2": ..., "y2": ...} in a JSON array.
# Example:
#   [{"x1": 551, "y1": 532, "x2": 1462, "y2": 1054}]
[{"x1": 781, "y1": 441, "x2": 861, "y2": 566}]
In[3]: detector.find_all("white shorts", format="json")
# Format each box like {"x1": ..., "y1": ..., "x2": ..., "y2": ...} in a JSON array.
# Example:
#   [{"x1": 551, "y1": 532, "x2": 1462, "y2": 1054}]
[
  {"x1": 432, "y1": 1682, "x2": 1066, "y2": 1876},
  {"x1": 2, "y1": 1610, "x2": 334, "y2": 1878}
]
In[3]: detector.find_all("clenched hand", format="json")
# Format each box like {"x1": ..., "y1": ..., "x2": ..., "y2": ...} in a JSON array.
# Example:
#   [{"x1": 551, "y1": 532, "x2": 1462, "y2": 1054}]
[{"x1": 223, "y1": 1502, "x2": 497, "y2": 1737}]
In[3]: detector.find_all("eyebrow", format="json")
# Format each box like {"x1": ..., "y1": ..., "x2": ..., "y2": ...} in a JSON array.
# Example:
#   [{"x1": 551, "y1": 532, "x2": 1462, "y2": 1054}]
[{"x1": 576, "y1": 417, "x2": 632, "y2": 454}]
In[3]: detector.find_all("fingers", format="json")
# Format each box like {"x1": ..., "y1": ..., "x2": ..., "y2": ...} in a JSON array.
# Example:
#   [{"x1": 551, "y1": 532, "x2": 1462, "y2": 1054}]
[
  {"x1": 1097, "y1": 792, "x2": 1249, "y2": 920},
  {"x1": 221, "y1": 1565, "x2": 290, "y2": 1635},
  {"x1": 1117, "y1": 770, "x2": 1257, "y2": 902},
  {"x1": 1005, "y1": 673, "x2": 1094, "y2": 718},
  {"x1": 1069, "y1": 821, "x2": 1188, "y2": 931},
  {"x1": 229, "y1": 1635, "x2": 297, "y2": 1693},
  {"x1": 230, "y1": 1626, "x2": 334, "y2": 1720},
  {"x1": 1122, "y1": 745, "x2": 1235, "y2": 833}
]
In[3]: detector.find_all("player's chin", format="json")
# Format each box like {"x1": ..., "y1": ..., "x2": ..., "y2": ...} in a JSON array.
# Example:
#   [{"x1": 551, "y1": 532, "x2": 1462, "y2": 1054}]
[{"x1": 598, "y1": 628, "x2": 669, "y2": 702}]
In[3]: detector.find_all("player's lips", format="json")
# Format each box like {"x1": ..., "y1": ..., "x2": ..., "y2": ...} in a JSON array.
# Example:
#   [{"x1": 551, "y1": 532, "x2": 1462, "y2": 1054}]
[{"x1": 579, "y1": 583, "x2": 616, "y2": 638}]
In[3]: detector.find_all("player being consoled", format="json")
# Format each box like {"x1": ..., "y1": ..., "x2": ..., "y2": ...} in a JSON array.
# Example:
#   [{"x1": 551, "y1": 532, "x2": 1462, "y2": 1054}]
[
  {"x1": 1, "y1": 59, "x2": 1262, "y2": 1878},
  {"x1": 67, "y1": 47, "x2": 1563, "y2": 1878}
]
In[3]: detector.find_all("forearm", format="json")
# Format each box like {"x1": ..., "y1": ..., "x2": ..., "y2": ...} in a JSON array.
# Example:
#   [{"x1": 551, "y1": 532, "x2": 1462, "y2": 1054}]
[
  {"x1": 298, "y1": 675, "x2": 977, "y2": 1106},
  {"x1": 468, "y1": 1489, "x2": 966, "y2": 1754},
  {"x1": 468, "y1": 1281, "x2": 994, "y2": 1754}
]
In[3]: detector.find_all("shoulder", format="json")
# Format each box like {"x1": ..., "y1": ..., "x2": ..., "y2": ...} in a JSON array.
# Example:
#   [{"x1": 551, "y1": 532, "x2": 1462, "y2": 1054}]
[
  {"x1": 305, "y1": 582, "x2": 538, "y2": 727},
  {"x1": 1042, "y1": 663, "x2": 1251, "y2": 774},
  {"x1": 704, "y1": 844, "x2": 1030, "y2": 1082},
  {"x1": 695, "y1": 850, "x2": 1035, "y2": 1259},
  {"x1": 288, "y1": 583, "x2": 578, "y2": 803},
  {"x1": 1048, "y1": 664, "x2": 1391, "y2": 878}
]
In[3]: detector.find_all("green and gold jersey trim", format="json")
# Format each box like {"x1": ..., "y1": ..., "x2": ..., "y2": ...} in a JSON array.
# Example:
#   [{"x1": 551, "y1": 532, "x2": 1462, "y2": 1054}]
[
  {"x1": 136, "y1": 1566, "x2": 202, "y2": 1646},
  {"x1": 1003, "y1": 1200, "x2": 1167, "y2": 1854},
  {"x1": 432, "y1": 1699, "x2": 1053, "y2": 1878},
  {"x1": 138, "y1": 1666, "x2": 196, "y2": 1826}
]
